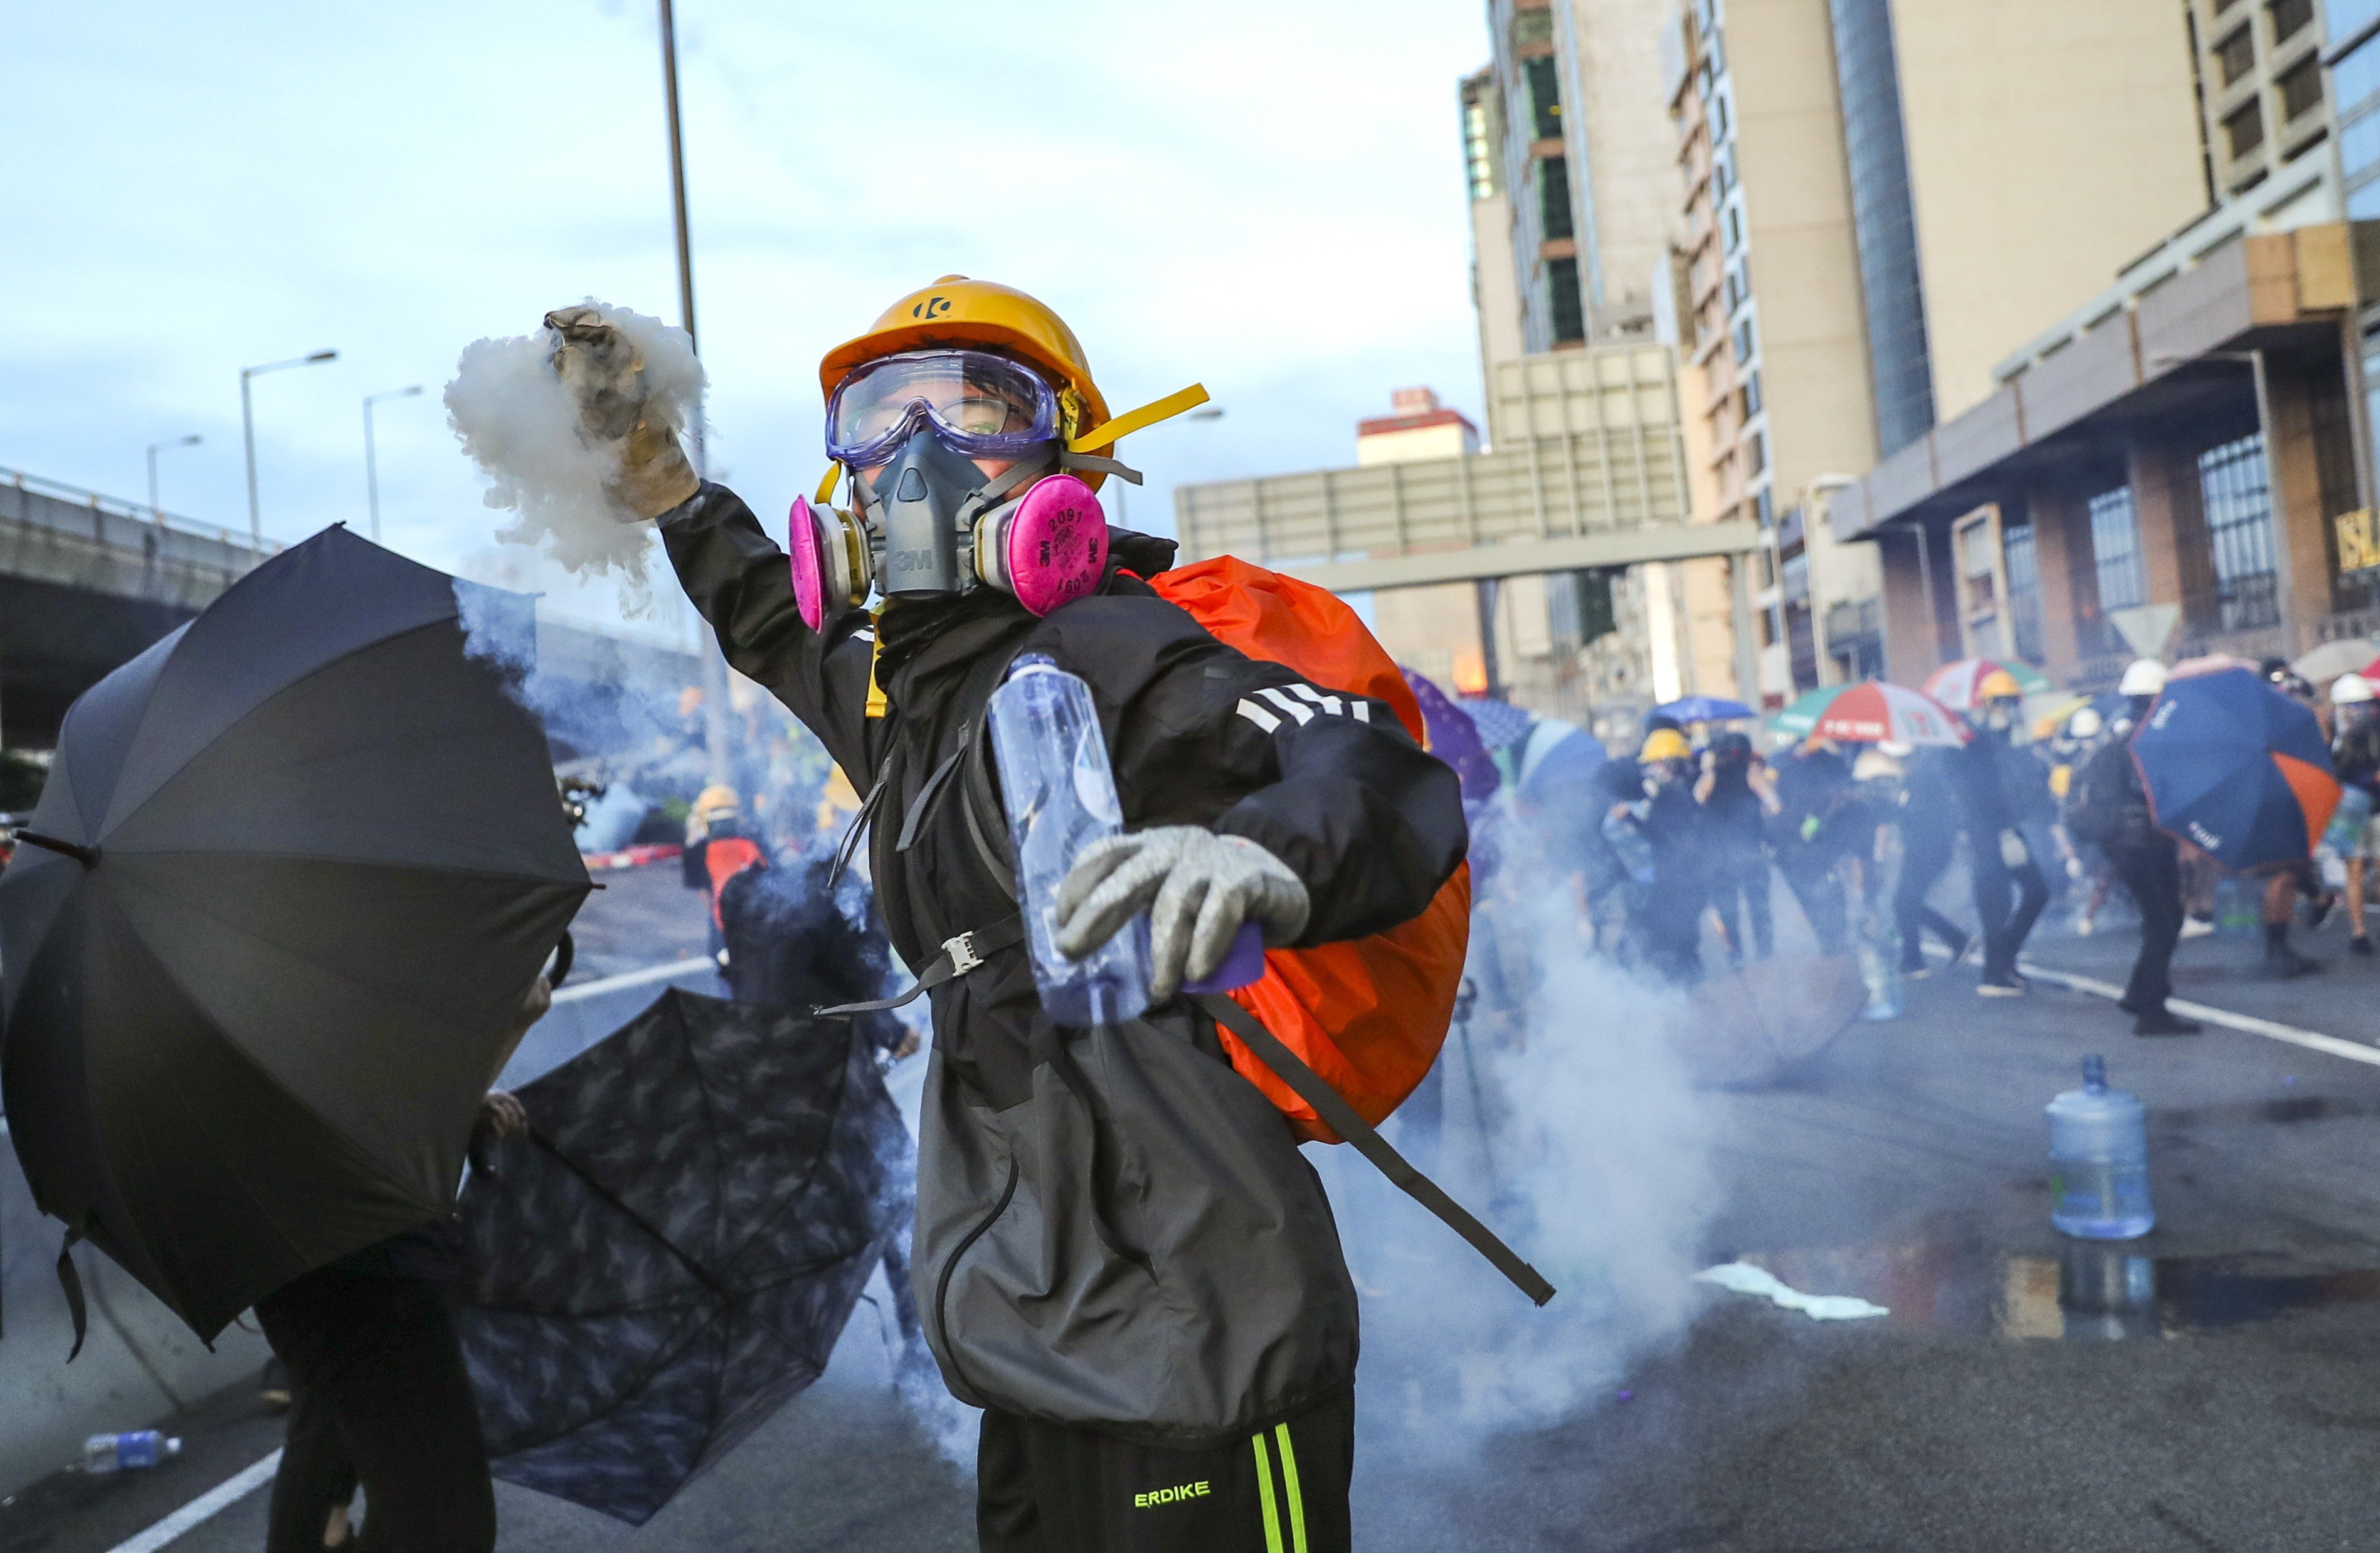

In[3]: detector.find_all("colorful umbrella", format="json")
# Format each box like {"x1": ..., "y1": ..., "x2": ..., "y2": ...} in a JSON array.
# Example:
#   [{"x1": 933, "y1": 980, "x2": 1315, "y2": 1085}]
[
  {"x1": 1767, "y1": 681, "x2": 1965, "y2": 747},
  {"x1": 2132, "y1": 665, "x2": 2340, "y2": 871},
  {"x1": 1402, "y1": 669, "x2": 1499, "y2": 808},
  {"x1": 1922, "y1": 657, "x2": 2053, "y2": 712},
  {"x1": 1654, "y1": 694, "x2": 1755, "y2": 723}
]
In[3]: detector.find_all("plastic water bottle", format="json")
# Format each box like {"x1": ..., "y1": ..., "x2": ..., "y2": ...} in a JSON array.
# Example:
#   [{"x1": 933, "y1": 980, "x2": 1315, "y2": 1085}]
[
  {"x1": 986, "y1": 655, "x2": 1153, "y2": 1026},
  {"x1": 82, "y1": 1430, "x2": 181, "y2": 1473},
  {"x1": 1856, "y1": 908, "x2": 1904, "y2": 1020},
  {"x1": 2048, "y1": 1055, "x2": 2154, "y2": 1239}
]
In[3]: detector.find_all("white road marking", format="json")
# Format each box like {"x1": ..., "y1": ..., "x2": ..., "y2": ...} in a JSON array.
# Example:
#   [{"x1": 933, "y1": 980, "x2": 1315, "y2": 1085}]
[
  {"x1": 104, "y1": 1449, "x2": 281, "y2": 1553},
  {"x1": 2015, "y1": 958, "x2": 2380, "y2": 1069},
  {"x1": 550, "y1": 957, "x2": 712, "y2": 1005}
]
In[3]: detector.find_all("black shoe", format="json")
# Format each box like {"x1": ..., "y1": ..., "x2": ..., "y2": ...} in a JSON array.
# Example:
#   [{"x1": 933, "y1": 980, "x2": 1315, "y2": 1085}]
[
  {"x1": 2353, "y1": 935, "x2": 2374, "y2": 957},
  {"x1": 2308, "y1": 893, "x2": 2337, "y2": 931},
  {"x1": 2134, "y1": 1009, "x2": 2202, "y2": 1036},
  {"x1": 1976, "y1": 974, "x2": 2026, "y2": 997},
  {"x1": 259, "y1": 1357, "x2": 292, "y2": 1413}
]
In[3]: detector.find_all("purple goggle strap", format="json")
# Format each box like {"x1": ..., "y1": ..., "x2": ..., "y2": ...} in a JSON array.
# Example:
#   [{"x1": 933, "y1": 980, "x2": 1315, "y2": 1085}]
[{"x1": 824, "y1": 350, "x2": 1060, "y2": 468}]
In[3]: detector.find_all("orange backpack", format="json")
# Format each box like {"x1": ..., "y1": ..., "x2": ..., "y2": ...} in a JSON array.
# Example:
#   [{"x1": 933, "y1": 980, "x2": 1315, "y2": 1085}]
[{"x1": 1148, "y1": 556, "x2": 1473, "y2": 1145}]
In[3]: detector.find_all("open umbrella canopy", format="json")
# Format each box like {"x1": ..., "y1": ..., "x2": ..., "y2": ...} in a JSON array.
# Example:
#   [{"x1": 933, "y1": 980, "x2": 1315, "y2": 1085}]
[
  {"x1": 1768, "y1": 681, "x2": 1965, "y2": 747},
  {"x1": 1454, "y1": 696, "x2": 1533, "y2": 751},
  {"x1": 1922, "y1": 657, "x2": 2053, "y2": 711},
  {"x1": 0, "y1": 526, "x2": 589, "y2": 1341},
  {"x1": 1654, "y1": 694, "x2": 1755, "y2": 723},
  {"x1": 1401, "y1": 669, "x2": 1499, "y2": 808},
  {"x1": 2133, "y1": 665, "x2": 2340, "y2": 871},
  {"x1": 455, "y1": 989, "x2": 908, "y2": 1526},
  {"x1": 2292, "y1": 637, "x2": 2377, "y2": 686},
  {"x1": 1663, "y1": 956, "x2": 1867, "y2": 1088}
]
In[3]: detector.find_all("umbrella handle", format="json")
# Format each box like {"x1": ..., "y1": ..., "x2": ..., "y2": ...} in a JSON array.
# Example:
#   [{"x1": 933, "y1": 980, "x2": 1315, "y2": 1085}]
[
  {"x1": 15, "y1": 831, "x2": 99, "y2": 868},
  {"x1": 546, "y1": 931, "x2": 575, "y2": 991}
]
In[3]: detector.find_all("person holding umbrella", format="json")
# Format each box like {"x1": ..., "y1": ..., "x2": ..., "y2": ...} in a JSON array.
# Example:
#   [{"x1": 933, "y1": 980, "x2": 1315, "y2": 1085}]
[
  {"x1": 2067, "y1": 661, "x2": 2198, "y2": 1035},
  {"x1": 1954, "y1": 670, "x2": 2051, "y2": 995}
]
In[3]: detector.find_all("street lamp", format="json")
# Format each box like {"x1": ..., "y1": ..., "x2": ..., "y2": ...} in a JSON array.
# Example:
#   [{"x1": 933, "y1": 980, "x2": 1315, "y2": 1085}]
[
  {"x1": 144, "y1": 434, "x2": 202, "y2": 528},
  {"x1": 362, "y1": 386, "x2": 424, "y2": 544},
  {"x1": 241, "y1": 349, "x2": 339, "y2": 553}
]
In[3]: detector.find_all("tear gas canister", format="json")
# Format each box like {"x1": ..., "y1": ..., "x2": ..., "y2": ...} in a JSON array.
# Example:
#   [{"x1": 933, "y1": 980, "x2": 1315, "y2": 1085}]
[
  {"x1": 2048, "y1": 1055, "x2": 2154, "y2": 1239},
  {"x1": 986, "y1": 655, "x2": 1153, "y2": 1026}
]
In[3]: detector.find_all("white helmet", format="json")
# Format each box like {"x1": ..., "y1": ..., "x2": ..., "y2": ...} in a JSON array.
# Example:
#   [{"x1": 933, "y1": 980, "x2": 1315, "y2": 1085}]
[
  {"x1": 2332, "y1": 672, "x2": 2376, "y2": 706},
  {"x1": 2068, "y1": 708, "x2": 2104, "y2": 739},
  {"x1": 2118, "y1": 659, "x2": 2168, "y2": 697}
]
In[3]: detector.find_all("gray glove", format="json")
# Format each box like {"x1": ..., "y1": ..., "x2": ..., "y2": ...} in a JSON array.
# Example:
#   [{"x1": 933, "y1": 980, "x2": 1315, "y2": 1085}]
[
  {"x1": 1999, "y1": 829, "x2": 2030, "y2": 869},
  {"x1": 1054, "y1": 826, "x2": 1311, "y2": 1001},
  {"x1": 543, "y1": 306, "x2": 699, "y2": 519}
]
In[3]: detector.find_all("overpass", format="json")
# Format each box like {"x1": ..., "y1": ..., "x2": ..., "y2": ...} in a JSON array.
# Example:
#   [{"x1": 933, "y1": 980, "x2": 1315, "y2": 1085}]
[
  {"x1": 0, "y1": 465, "x2": 705, "y2": 751},
  {"x1": 1172, "y1": 347, "x2": 1758, "y2": 592}
]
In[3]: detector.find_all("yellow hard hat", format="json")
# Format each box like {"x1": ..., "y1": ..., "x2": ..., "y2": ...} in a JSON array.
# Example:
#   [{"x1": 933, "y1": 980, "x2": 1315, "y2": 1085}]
[
  {"x1": 1641, "y1": 728, "x2": 1691, "y2": 763},
  {"x1": 820, "y1": 276, "x2": 1110, "y2": 448},
  {"x1": 694, "y1": 783, "x2": 740, "y2": 819},
  {"x1": 1978, "y1": 669, "x2": 2023, "y2": 701}
]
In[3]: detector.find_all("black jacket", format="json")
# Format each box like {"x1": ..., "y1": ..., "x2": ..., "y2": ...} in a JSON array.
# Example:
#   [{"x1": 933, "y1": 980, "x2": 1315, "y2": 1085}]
[{"x1": 658, "y1": 484, "x2": 1466, "y2": 1444}]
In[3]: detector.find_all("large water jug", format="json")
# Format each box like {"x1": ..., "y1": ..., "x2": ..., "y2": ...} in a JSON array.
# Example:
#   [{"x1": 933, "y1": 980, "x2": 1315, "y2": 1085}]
[
  {"x1": 985, "y1": 655, "x2": 1153, "y2": 1026},
  {"x1": 2048, "y1": 1055, "x2": 2154, "y2": 1239}
]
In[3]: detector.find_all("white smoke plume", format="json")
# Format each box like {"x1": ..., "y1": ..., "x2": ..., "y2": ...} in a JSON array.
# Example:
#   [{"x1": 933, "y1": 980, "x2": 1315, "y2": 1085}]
[
  {"x1": 444, "y1": 299, "x2": 704, "y2": 612},
  {"x1": 1331, "y1": 812, "x2": 1720, "y2": 1461}
]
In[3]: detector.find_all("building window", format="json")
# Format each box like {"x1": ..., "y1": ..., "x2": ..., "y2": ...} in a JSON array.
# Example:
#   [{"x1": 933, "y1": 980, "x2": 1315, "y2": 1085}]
[
  {"x1": 1733, "y1": 316, "x2": 1757, "y2": 364},
  {"x1": 2002, "y1": 517, "x2": 2045, "y2": 664},
  {"x1": 1829, "y1": 0, "x2": 1937, "y2": 457},
  {"x1": 2088, "y1": 486, "x2": 2145, "y2": 613},
  {"x1": 1511, "y1": 8, "x2": 1555, "y2": 48},
  {"x1": 2199, "y1": 434, "x2": 2282, "y2": 630},
  {"x1": 1710, "y1": 90, "x2": 1731, "y2": 140},
  {"x1": 1746, "y1": 428, "x2": 1767, "y2": 475},
  {"x1": 2226, "y1": 99, "x2": 2266, "y2": 159},
  {"x1": 1741, "y1": 368, "x2": 1763, "y2": 416},
  {"x1": 2216, "y1": 24, "x2": 2257, "y2": 85},
  {"x1": 1461, "y1": 76, "x2": 1501, "y2": 201},
  {"x1": 2345, "y1": 107, "x2": 2380, "y2": 182},
  {"x1": 1723, "y1": 203, "x2": 1744, "y2": 254},
  {"x1": 1538, "y1": 156, "x2": 1575, "y2": 240},
  {"x1": 1713, "y1": 145, "x2": 1735, "y2": 195},
  {"x1": 1754, "y1": 485, "x2": 1774, "y2": 528},
  {"x1": 2280, "y1": 57, "x2": 2323, "y2": 120},
  {"x1": 2352, "y1": 176, "x2": 2380, "y2": 218},
  {"x1": 1524, "y1": 56, "x2": 1563, "y2": 140},
  {"x1": 1548, "y1": 256, "x2": 1587, "y2": 342},
  {"x1": 2336, "y1": 41, "x2": 2380, "y2": 118},
  {"x1": 2271, "y1": 0, "x2": 2314, "y2": 44}
]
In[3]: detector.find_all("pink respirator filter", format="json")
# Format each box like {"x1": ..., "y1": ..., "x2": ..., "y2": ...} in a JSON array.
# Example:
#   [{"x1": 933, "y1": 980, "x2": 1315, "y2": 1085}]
[
  {"x1": 787, "y1": 494, "x2": 827, "y2": 630},
  {"x1": 1003, "y1": 475, "x2": 1108, "y2": 617}
]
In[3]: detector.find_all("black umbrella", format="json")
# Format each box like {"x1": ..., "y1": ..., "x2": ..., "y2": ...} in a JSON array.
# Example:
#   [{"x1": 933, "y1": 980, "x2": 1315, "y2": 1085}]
[
  {"x1": 0, "y1": 526, "x2": 588, "y2": 1344},
  {"x1": 453, "y1": 987, "x2": 909, "y2": 1526}
]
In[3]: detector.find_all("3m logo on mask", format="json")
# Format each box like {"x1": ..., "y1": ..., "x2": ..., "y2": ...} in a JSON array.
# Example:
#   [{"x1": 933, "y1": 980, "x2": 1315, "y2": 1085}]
[{"x1": 1133, "y1": 1480, "x2": 1211, "y2": 1510}]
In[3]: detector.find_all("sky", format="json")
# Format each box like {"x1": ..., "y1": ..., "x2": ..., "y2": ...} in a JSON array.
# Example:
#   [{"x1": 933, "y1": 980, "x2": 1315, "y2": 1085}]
[{"x1": 5, "y1": 1, "x2": 1493, "y2": 641}]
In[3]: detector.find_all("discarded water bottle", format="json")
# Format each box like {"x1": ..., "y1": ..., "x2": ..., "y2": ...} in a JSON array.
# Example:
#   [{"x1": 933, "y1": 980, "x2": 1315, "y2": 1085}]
[
  {"x1": 82, "y1": 1431, "x2": 181, "y2": 1473},
  {"x1": 2048, "y1": 1055, "x2": 2154, "y2": 1239},
  {"x1": 986, "y1": 655, "x2": 1152, "y2": 1026},
  {"x1": 1856, "y1": 909, "x2": 1903, "y2": 1020}
]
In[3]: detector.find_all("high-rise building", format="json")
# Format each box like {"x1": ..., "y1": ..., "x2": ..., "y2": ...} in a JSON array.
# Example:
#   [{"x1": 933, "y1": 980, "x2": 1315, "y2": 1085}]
[{"x1": 1661, "y1": 0, "x2": 2218, "y2": 697}]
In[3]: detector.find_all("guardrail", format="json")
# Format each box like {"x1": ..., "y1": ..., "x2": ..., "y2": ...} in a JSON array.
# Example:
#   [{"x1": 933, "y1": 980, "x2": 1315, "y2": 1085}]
[{"x1": 0, "y1": 465, "x2": 281, "y2": 566}]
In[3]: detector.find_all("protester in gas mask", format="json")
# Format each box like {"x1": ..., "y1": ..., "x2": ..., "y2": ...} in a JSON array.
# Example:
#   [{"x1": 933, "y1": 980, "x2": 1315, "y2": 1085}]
[
  {"x1": 1630, "y1": 728, "x2": 1708, "y2": 984},
  {"x1": 536, "y1": 282, "x2": 1465, "y2": 1553},
  {"x1": 2068, "y1": 660, "x2": 2197, "y2": 1034},
  {"x1": 1955, "y1": 672, "x2": 2051, "y2": 995}
]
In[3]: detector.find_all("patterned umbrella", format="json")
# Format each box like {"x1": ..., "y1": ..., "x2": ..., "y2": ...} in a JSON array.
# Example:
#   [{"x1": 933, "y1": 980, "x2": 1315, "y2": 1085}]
[
  {"x1": 1921, "y1": 657, "x2": 2054, "y2": 711},
  {"x1": 1654, "y1": 694, "x2": 1755, "y2": 723},
  {"x1": 2132, "y1": 665, "x2": 2340, "y2": 871},
  {"x1": 1402, "y1": 668, "x2": 1499, "y2": 808},
  {"x1": 1454, "y1": 695, "x2": 1533, "y2": 751},
  {"x1": 1768, "y1": 681, "x2": 1966, "y2": 746},
  {"x1": 454, "y1": 988, "x2": 907, "y2": 1525}
]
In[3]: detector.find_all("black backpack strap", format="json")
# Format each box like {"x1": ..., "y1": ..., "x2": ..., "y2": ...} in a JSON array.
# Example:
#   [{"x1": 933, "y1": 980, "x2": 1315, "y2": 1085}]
[
  {"x1": 815, "y1": 913, "x2": 1025, "y2": 1017},
  {"x1": 56, "y1": 1227, "x2": 88, "y2": 1360},
  {"x1": 960, "y1": 715, "x2": 1020, "y2": 899},
  {"x1": 827, "y1": 753, "x2": 897, "y2": 891},
  {"x1": 1192, "y1": 992, "x2": 1555, "y2": 1307}
]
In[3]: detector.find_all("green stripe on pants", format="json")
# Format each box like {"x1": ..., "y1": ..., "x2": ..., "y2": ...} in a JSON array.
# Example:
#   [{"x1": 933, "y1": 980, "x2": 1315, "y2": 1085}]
[
  {"x1": 1274, "y1": 1423, "x2": 1308, "y2": 1553},
  {"x1": 1252, "y1": 1433, "x2": 1285, "y2": 1553}
]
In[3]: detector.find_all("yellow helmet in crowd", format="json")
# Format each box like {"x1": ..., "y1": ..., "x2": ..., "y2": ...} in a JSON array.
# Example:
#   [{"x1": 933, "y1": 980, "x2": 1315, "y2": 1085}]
[
  {"x1": 1641, "y1": 728, "x2": 1691, "y2": 763},
  {"x1": 692, "y1": 784, "x2": 741, "y2": 822},
  {"x1": 1977, "y1": 668, "x2": 2023, "y2": 701}
]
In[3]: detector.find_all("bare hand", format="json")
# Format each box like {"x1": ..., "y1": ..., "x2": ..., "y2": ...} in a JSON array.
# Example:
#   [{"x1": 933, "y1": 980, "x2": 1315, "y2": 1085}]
[
  {"x1": 479, "y1": 1090, "x2": 529, "y2": 1141},
  {"x1": 891, "y1": 1029, "x2": 922, "y2": 1061}
]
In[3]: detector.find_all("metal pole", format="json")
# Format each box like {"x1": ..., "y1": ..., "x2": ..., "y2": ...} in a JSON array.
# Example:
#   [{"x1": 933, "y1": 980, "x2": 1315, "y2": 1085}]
[
  {"x1": 241, "y1": 369, "x2": 259, "y2": 553},
  {"x1": 364, "y1": 398, "x2": 381, "y2": 544},
  {"x1": 658, "y1": 0, "x2": 731, "y2": 787}
]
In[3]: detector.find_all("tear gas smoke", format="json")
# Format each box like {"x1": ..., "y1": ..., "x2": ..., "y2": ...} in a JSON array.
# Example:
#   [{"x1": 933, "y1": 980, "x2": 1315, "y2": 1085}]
[
  {"x1": 1331, "y1": 801, "x2": 1720, "y2": 1458},
  {"x1": 445, "y1": 299, "x2": 704, "y2": 611}
]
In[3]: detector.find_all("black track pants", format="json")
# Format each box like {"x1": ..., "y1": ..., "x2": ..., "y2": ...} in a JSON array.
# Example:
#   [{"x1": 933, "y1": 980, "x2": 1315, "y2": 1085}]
[
  {"x1": 2113, "y1": 840, "x2": 2185, "y2": 1013},
  {"x1": 977, "y1": 1390, "x2": 1355, "y2": 1552},
  {"x1": 256, "y1": 1266, "x2": 495, "y2": 1553}
]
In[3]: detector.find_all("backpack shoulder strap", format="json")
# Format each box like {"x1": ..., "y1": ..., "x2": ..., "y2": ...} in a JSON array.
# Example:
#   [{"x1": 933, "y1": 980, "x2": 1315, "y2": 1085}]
[{"x1": 1192, "y1": 992, "x2": 1555, "y2": 1307}]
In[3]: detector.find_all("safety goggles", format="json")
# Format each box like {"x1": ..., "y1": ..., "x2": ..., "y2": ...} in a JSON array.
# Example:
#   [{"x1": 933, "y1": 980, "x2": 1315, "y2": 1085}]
[{"x1": 825, "y1": 349, "x2": 1060, "y2": 469}]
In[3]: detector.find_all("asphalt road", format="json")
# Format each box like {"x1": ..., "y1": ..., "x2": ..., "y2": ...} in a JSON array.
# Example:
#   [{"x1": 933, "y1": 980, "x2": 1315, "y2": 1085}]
[{"x1": 14, "y1": 873, "x2": 2380, "y2": 1552}]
